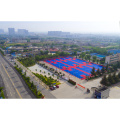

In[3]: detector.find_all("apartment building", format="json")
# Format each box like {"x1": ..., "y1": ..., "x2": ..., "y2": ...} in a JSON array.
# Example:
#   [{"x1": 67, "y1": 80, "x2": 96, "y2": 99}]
[{"x1": 105, "y1": 53, "x2": 120, "y2": 64}]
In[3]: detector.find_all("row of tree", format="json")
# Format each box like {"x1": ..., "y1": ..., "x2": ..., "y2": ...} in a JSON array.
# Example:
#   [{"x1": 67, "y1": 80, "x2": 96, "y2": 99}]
[
  {"x1": 89, "y1": 62, "x2": 120, "y2": 80},
  {"x1": 33, "y1": 73, "x2": 60, "y2": 86},
  {"x1": 90, "y1": 67, "x2": 106, "y2": 77},
  {"x1": 14, "y1": 66, "x2": 44, "y2": 98},
  {"x1": 35, "y1": 51, "x2": 70, "y2": 62},
  {"x1": 39, "y1": 63, "x2": 65, "y2": 79},
  {"x1": 79, "y1": 52, "x2": 105, "y2": 64},
  {"x1": 0, "y1": 87, "x2": 5, "y2": 98},
  {"x1": 0, "y1": 49, "x2": 4, "y2": 55},
  {"x1": 18, "y1": 57, "x2": 35, "y2": 67},
  {"x1": 79, "y1": 52, "x2": 91, "y2": 61},
  {"x1": 100, "y1": 72, "x2": 120, "y2": 86},
  {"x1": 90, "y1": 47, "x2": 111, "y2": 55}
]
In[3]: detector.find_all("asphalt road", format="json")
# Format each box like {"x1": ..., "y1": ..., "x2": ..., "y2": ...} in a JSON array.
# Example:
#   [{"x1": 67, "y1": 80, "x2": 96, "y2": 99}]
[
  {"x1": 0, "y1": 74, "x2": 7, "y2": 98},
  {"x1": 5, "y1": 54, "x2": 56, "y2": 99},
  {"x1": 0, "y1": 53, "x2": 34, "y2": 99}
]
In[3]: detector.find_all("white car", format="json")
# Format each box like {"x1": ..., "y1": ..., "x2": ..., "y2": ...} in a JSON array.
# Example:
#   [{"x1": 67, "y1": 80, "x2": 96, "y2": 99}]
[{"x1": 53, "y1": 86, "x2": 56, "y2": 89}]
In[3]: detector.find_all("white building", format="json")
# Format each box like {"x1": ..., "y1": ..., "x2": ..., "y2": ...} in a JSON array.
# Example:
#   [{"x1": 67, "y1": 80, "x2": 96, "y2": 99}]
[{"x1": 105, "y1": 53, "x2": 120, "y2": 64}]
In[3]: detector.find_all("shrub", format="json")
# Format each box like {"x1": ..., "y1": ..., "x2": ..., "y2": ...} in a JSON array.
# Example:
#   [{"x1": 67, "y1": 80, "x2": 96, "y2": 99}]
[
  {"x1": 14, "y1": 66, "x2": 44, "y2": 98},
  {"x1": 33, "y1": 73, "x2": 61, "y2": 86},
  {"x1": 68, "y1": 79, "x2": 76, "y2": 85}
]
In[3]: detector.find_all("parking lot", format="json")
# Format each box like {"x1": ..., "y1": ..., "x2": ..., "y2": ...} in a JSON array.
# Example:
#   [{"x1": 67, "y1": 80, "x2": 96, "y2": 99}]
[{"x1": 28, "y1": 64, "x2": 100, "y2": 98}]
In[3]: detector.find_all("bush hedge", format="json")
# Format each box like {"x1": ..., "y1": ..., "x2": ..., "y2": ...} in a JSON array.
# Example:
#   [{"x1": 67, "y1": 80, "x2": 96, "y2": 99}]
[
  {"x1": 0, "y1": 49, "x2": 4, "y2": 56},
  {"x1": 0, "y1": 87, "x2": 5, "y2": 98},
  {"x1": 14, "y1": 66, "x2": 44, "y2": 98},
  {"x1": 68, "y1": 79, "x2": 76, "y2": 85},
  {"x1": 33, "y1": 73, "x2": 61, "y2": 86}
]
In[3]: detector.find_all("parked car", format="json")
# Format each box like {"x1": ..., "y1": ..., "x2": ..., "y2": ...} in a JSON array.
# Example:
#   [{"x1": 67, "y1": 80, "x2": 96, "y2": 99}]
[
  {"x1": 50, "y1": 87, "x2": 54, "y2": 90},
  {"x1": 5, "y1": 66, "x2": 8, "y2": 68},
  {"x1": 56, "y1": 85, "x2": 59, "y2": 88},
  {"x1": 53, "y1": 86, "x2": 56, "y2": 89}
]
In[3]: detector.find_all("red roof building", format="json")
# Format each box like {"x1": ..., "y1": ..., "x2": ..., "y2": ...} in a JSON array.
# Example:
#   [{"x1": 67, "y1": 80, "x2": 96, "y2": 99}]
[{"x1": 49, "y1": 48, "x2": 59, "y2": 53}]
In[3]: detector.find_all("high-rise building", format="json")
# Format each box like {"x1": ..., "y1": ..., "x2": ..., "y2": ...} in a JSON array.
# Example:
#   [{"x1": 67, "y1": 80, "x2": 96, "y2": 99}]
[
  {"x1": 48, "y1": 31, "x2": 70, "y2": 37},
  {"x1": 0, "y1": 29, "x2": 4, "y2": 34},
  {"x1": 18, "y1": 29, "x2": 28, "y2": 35},
  {"x1": 48, "y1": 31, "x2": 62, "y2": 37},
  {"x1": 8, "y1": 28, "x2": 15, "y2": 35}
]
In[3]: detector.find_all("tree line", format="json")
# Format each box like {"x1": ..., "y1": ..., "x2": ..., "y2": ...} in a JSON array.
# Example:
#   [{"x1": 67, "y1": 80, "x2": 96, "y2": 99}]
[
  {"x1": 79, "y1": 52, "x2": 105, "y2": 64},
  {"x1": 0, "y1": 49, "x2": 4, "y2": 55},
  {"x1": 90, "y1": 47, "x2": 111, "y2": 55},
  {"x1": 19, "y1": 51, "x2": 70, "y2": 67},
  {"x1": 14, "y1": 65, "x2": 44, "y2": 98},
  {"x1": 101, "y1": 72, "x2": 120, "y2": 86},
  {"x1": 33, "y1": 73, "x2": 60, "y2": 86},
  {"x1": 18, "y1": 57, "x2": 35, "y2": 67},
  {"x1": 89, "y1": 62, "x2": 120, "y2": 80},
  {"x1": 35, "y1": 51, "x2": 70, "y2": 61}
]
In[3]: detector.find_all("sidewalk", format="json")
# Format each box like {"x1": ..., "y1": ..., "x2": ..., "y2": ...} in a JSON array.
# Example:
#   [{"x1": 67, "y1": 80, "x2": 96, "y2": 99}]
[{"x1": 15, "y1": 59, "x2": 56, "y2": 99}]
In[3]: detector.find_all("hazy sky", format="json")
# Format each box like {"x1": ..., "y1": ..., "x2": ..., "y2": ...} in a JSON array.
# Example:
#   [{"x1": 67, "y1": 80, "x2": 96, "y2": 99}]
[{"x1": 0, "y1": 21, "x2": 120, "y2": 33}]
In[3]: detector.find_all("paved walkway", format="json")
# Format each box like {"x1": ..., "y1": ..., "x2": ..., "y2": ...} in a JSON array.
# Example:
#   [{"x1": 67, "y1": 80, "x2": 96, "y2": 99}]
[
  {"x1": 15, "y1": 59, "x2": 56, "y2": 99},
  {"x1": 28, "y1": 64, "x2": 97, "y2": 98}
]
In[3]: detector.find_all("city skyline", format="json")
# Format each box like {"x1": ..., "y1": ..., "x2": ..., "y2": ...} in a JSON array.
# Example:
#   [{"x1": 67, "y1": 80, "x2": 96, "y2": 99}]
[{"x1": 0, "y1": 21, "x2": 120, "y2": 34}]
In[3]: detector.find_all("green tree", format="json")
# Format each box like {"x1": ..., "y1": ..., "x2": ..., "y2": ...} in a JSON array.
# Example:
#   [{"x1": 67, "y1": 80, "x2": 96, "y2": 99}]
[
  {"x1": 106, "y1": 63, "x2": 109, "y2": 71},
  {"x1": 86, "y1": 54, "x2": 91, "y2": 62},
  {"x1": 73, "y1": 51, "x2": 77, "y2": 56},
  {"x1": 113, "y1": 64, "x2": 118, "y2": 71},
  {"x1": 118, "y1": 72, "x2": 120, "y2": 78},
  {"x1": 112, "y1": 72, "x2": 116, "y2": 80},
  {"x1": 91, "y1": 67, "x2": 96, "y2": 76},
  {"x1": 101, "y1": 67, "x2": 105, "y2": 74},
  {"x1": 97, "y1": 59, "x2": 99, "y2": 64},
  {"x1": 117, "y1": 61, "x2": 120, "y2": 68},
  {"x1": 37, "y1": 91, "x2": 42, "y2": 96},
  {"x1": 108, "y1": 74, "x2": 115, "y2": 84},
  {"x1": 80, "y1": 52, "x2": 86, "y2": 60},
  {"x1": 27, "y1": 39, "x2": 30, "y2": 42},
  {"x1": 52, "y1": 74, "x2": 54, "y2": 77},
  {"x1": 96, "y1": 68, "x2": 101, "y2": 76},
  {"x1": 100, "y1": 75, "x2": 110, "y2": 86},
  {"x1": 84, "y1": 55, "x2": 88, "y2": 60},
  {"x1": 115, "y1": 75, "x2": 119, "y2": 83},
  {"x1": 31, "y1": 81, "x2": 34, "y2": 88},
  {"x1": 92, "y1": 56, "x2": 97, "y2": 62}
]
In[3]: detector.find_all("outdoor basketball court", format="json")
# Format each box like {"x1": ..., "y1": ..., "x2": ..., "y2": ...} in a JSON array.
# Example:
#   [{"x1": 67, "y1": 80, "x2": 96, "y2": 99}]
[{"x1": 45, "y1": 57, "x2": 103, "y2": 80}]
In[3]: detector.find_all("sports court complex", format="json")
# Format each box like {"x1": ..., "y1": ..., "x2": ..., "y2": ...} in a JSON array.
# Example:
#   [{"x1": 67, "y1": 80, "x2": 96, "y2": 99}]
[{"x1": 45, "y1": 57, "x2": 103, "y2": 80}]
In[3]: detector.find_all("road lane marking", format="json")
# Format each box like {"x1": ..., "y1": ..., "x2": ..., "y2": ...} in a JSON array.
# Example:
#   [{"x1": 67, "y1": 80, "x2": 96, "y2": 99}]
[
  {"x1": 1, "y1": 63, "x2": 22, "y2": 99},
  {"x1": 0, "y1": 65, "x2": 12, "y2": 98}
]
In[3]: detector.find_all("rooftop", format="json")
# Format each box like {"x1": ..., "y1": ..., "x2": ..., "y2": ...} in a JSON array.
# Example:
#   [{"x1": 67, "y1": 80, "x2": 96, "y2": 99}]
[{"x1": 95, "y1": 86, "x2": 108, "y2": 92}]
